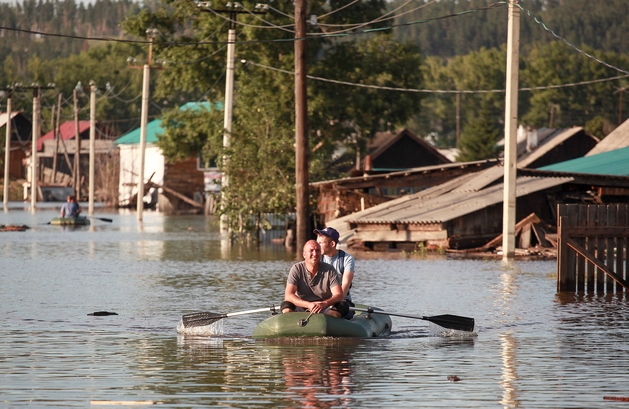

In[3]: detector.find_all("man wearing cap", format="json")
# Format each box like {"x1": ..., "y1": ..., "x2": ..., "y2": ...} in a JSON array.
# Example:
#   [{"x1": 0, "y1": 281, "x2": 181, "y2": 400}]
[
  {"x1": 314, "y1": 227, "x2": 356, "y2": 319},
  {"x1": 280, "y1": 240, "x2": 350, "y2": 318}
]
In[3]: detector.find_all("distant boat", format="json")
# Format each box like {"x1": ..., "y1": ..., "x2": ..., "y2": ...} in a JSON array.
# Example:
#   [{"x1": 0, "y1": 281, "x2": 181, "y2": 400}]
[{"x1": 49, "y1": 216, "x2": 90, "y2": 226}]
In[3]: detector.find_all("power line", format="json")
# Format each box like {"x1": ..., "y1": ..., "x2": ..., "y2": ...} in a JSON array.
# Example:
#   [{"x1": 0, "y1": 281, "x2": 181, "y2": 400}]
[
  {"x1": 243, "y1": 59, "x2": 629, "y2": 94},
  {"x1": 519, "y1": 3, "x2": 629, "y2": 76}
]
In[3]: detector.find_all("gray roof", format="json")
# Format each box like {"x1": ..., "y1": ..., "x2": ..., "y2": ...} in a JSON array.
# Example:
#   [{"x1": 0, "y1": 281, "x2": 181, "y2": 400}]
[
  {"x1": 348, "y1": 165, "x2": 572, "y2": 225},
  {"x1": 517, "y1": 127, "x2": 586, "y2": 168},
  {"x1": 586, "y1": 118, "x2": 629, "y2": 156}
]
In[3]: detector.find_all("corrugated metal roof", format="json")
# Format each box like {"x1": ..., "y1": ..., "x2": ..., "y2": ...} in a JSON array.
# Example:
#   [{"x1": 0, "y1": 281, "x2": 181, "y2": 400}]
[
  {"x1": 114, "y1": 101, "x2": 220, "y2": 145},
  {"x1": 539, "y1": 146, "x2": 629, "y2": 176},
  {"x1": 38, "y1": 121, "x2": 91, "y2": 150},
  {"x1": 349, "y1": 175, "x2": 572, "y2": 225}
]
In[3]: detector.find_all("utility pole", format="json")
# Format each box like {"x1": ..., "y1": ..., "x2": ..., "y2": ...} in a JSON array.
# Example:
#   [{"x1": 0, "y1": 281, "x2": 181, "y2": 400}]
[
  {"x1": 88, "y1": 81, "x2": 96, "y2": 216},
  {"x1": 2, "y1": 84, "x2": 53, "y2": 210},
  {"x1": 73, "y1": 88, "x2": 81, "y2": 200},
  {"x1": 3, "y1": 89, "x2": 12, "y2": 210},
  {"x1": 197, "y1": 2, "x2": 268, "y2": 233},
  {"x1": 136, "y1": 28, "x2": 159, "y2": 221},
  {"x1": 31, "y1": 88, "x2": 41, "y2": 212},
  {"x1": 502, "y1": 0, "x2": 520, "y2": 260},
  {"x1": 294, "y1": 0, "x2": 309, "y2": 251}
]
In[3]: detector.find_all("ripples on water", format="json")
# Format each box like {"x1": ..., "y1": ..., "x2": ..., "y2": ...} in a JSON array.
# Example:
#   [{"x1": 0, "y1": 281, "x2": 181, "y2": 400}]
[{"x1": 2, "y1": 210, "x2": 629, "y2": 407}]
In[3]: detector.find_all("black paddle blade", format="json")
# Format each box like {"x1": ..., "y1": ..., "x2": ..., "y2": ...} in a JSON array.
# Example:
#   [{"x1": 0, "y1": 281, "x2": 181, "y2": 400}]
[
  {"x1": 182, "y1": 312, "x2": 227, "y2": 328},
  {"x1": 425, "y1": 314, "x2": 475, "y2": 332}
]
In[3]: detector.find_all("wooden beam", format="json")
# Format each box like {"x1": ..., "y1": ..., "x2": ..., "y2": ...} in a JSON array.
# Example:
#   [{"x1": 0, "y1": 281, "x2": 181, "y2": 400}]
[{"x1": 147, "y1": 181, "x2": 202, "y2": 208}]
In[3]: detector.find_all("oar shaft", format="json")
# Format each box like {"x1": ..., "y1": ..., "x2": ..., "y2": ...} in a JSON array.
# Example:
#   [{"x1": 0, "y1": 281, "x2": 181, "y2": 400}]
[
  {"x1": 351, "y1": 307, "x2": 424, "y2": 320},
  {"x1": 225, "y1": 306, "x2": 280, "y2": 318}
]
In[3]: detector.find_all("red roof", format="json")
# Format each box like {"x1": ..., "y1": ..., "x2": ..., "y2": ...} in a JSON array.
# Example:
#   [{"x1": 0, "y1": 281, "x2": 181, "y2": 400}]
[{"x1": 38, "y1": 121, "x2": 91, "y2": 151}]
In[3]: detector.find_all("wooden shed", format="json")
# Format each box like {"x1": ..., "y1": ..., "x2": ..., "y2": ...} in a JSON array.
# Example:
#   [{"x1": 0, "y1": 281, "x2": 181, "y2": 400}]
[{"x1": 0, "y1": 111, "x2": 32, "y2": 179}]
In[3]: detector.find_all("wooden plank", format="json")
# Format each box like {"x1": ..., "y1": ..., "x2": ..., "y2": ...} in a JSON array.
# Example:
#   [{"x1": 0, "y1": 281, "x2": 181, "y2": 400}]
[
  {"x1": 576, "y1": 205, "x2": 587, "y2": 292},
  {"x1": 608, "y1": 205, "x2": 618, "y2": 293},
  {"x1": 586, "y1": 205, "x2": 596, "y2": 292},
  {"x1": 558, "y1": 215, "x2": 573, "y2": 292},
  {"x1": 618, "y1": 204, "x2": 628, "y2": 292},
  {"x1": 147, "y1": 181, "x2": 202, "y2": 208},
  {"x1": 596, "y1": 205, "x2": 606, "y2": 292}
]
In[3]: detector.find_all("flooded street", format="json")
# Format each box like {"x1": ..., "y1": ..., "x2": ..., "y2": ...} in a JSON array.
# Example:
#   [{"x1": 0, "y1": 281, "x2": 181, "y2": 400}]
[{"x1": 1, "y1": 207, "x2": 629, "y2": 408}]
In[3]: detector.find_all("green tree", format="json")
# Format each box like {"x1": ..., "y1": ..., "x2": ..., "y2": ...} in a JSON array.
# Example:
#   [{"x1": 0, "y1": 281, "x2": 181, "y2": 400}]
[
  {"x1": 123, "y1": 0, "x2": 424, "y2": 235},
  {"x1": 456, "y1": 109, "x2": 502, "y2": 162}
]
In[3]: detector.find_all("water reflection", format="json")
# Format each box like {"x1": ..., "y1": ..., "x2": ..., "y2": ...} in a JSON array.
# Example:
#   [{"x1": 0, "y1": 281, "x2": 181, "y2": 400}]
[
  {"x1": 171, "y1": 336, "x2": 361, "y2": 407},
  {"x1": 279, "y1": 340, "x2": 355, "y2": 408},
  {"x1": 499, "y1": 332, "x2": 520, "y2": 408}
]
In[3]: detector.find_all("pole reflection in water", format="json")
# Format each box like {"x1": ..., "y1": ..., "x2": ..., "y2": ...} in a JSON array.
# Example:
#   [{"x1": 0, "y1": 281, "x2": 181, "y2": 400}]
[{"x1": 500, "y1": 332, "x2": 519, "y2": 408}]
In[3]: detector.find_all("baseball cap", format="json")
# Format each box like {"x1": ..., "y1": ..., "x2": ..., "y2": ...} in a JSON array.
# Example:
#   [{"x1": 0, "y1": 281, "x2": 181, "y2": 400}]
[{"x1": 314, "y1": 227, "x2": 339, "y2": 242}]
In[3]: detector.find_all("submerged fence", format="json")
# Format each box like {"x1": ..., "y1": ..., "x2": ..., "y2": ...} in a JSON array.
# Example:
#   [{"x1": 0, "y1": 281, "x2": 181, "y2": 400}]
[{"x1": 557, "y1": 204, "x2": 629, "y2": 293}]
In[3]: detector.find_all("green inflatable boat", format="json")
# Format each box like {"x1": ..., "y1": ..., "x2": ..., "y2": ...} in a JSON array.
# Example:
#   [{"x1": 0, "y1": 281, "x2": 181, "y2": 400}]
[
  {"x1": 252, "y1": 305, "x2": 392, "y2": 338},
  {"x1": 49, "y1": 216, "x2": 90, "y2": 226}
]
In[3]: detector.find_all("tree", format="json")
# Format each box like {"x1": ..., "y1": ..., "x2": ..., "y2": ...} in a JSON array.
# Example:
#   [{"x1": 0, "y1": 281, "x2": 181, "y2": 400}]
[
  {"x1": 456, "y1": 109, "x2": 502, "y2": 162},
  {"x1": 123, "y1": 0, "x2": 425, "y2": 236}
]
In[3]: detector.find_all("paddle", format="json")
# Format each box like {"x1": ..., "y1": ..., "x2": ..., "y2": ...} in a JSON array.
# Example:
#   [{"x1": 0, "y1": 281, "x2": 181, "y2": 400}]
[
  {"x1": 91, "y1": 217, "x2": 113, "y2": 223},
  {"x1": 351, "y1": 307, "x2": 475, "y2": 332},
  {"x1": 182, "y1": 305, "x2": 280, "y2": 328}
]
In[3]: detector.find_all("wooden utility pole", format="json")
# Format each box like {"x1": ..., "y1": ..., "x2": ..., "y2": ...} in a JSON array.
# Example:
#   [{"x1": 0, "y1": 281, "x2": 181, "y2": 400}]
[
  {"x1": 73, "y1": 89, "x2": 81, "y2": 200},
  {"x1": 502, "y1": 0, "x2": 520, "y2": 259},
  {"x1": 88, "y1": 81, "x2": 96, "y2": 216},
  {"x1": 31, "y1": 88, "x2": 41, "y2": 211},
  {"x1": 3, "y1": 91, "x2": 12, "y2": 209},
  {"x1": 136, "y1": 28, "x2": 159, "y2": 221},
  {"x1": 294, "y1": 0, "x2": 309, "y2": 251},
  {"x1": 52, "y1": 94, "x2": 62, "y2": 183},
  {"x1": 197, "y1": 2, "x2": 267, "y2": 232}
]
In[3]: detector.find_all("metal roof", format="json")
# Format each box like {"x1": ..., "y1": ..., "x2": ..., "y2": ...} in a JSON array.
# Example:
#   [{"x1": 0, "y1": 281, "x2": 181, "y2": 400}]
[
  {"x1": 114, "y1": 101, "x2": 219, "y2": 145},
  {"x1": 539, "y1": 146, "x2": 629, "y2": 176},
  {"x1": 349, "y1": 166, "x2": 572, "y2": 225}
]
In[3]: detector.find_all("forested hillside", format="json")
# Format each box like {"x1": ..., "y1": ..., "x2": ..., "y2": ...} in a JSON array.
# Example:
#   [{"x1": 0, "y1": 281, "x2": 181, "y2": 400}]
[
  {"x1": 392, "y1": 0, "x2": 629, "y2": 58},
  {"x1": 1, "y1": 0, "x2": 629, "y2": 166}
]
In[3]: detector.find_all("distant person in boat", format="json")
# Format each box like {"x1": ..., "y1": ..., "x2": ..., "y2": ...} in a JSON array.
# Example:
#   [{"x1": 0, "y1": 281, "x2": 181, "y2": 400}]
[
  {"x1": 60, "y1": 195, "x2": 81, "y2": 218},
  {"x1": 281, "y1": 240, "x2": 349, "y2": 318},
  {"x1": 315, "y1": 226, "x2": 356, "y2": 319}
]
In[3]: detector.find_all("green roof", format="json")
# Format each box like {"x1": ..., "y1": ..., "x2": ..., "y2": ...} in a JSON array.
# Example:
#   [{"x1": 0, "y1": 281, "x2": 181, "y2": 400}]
[
  {"x1": 538, "y1": 145, "x2": 629, "y2": 176},
  {"x1": 115, "y1": 101, "x2": 220, "y2": 145}
]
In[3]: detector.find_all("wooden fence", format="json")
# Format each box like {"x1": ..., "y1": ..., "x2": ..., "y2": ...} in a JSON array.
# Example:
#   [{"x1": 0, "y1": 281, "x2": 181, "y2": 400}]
[{"x1": 557, "y1": 204, "x2": 629, "y2": 293}]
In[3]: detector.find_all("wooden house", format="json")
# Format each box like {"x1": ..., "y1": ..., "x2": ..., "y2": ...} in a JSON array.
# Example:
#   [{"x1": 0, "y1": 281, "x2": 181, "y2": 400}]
[
  {"x1": 0, "y1": 111, "x2": 32, "y2": 179},
  {"x1": 351, "y1": 128, "x2": 452, "y2": 176},
  {"x1": 36, "y1": 121, "x2": 117, "y2": 189},
  {"x1": 510, "y1": 126, "x2": 599, "y2": 169},
  {"x1": 114, "y1": 102, "x2": 219, "y2": 213}
]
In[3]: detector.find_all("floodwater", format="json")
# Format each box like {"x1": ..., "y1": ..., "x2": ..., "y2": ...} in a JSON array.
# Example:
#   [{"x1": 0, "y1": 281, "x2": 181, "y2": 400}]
[{"x1": 2, "y1": 207, "x2": 629, "y2": 408}]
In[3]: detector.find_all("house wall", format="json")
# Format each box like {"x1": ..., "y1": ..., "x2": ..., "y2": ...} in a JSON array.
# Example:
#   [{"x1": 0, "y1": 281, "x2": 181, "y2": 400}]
[
  {"x1": 118, "y1": 144, "x2": 164, "y2": 206},
  {"x1": 161, "y1": 157, "x2": 204, "y2": 211}
]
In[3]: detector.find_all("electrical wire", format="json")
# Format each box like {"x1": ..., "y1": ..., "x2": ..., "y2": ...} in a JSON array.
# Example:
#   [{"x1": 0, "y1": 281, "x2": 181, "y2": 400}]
[
  {"x1": 243, "y1": 59, "x2": 629, "y2": 94},
  {"x1": 518, "y1": 3, "x2": 629, "y2": 76}
]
